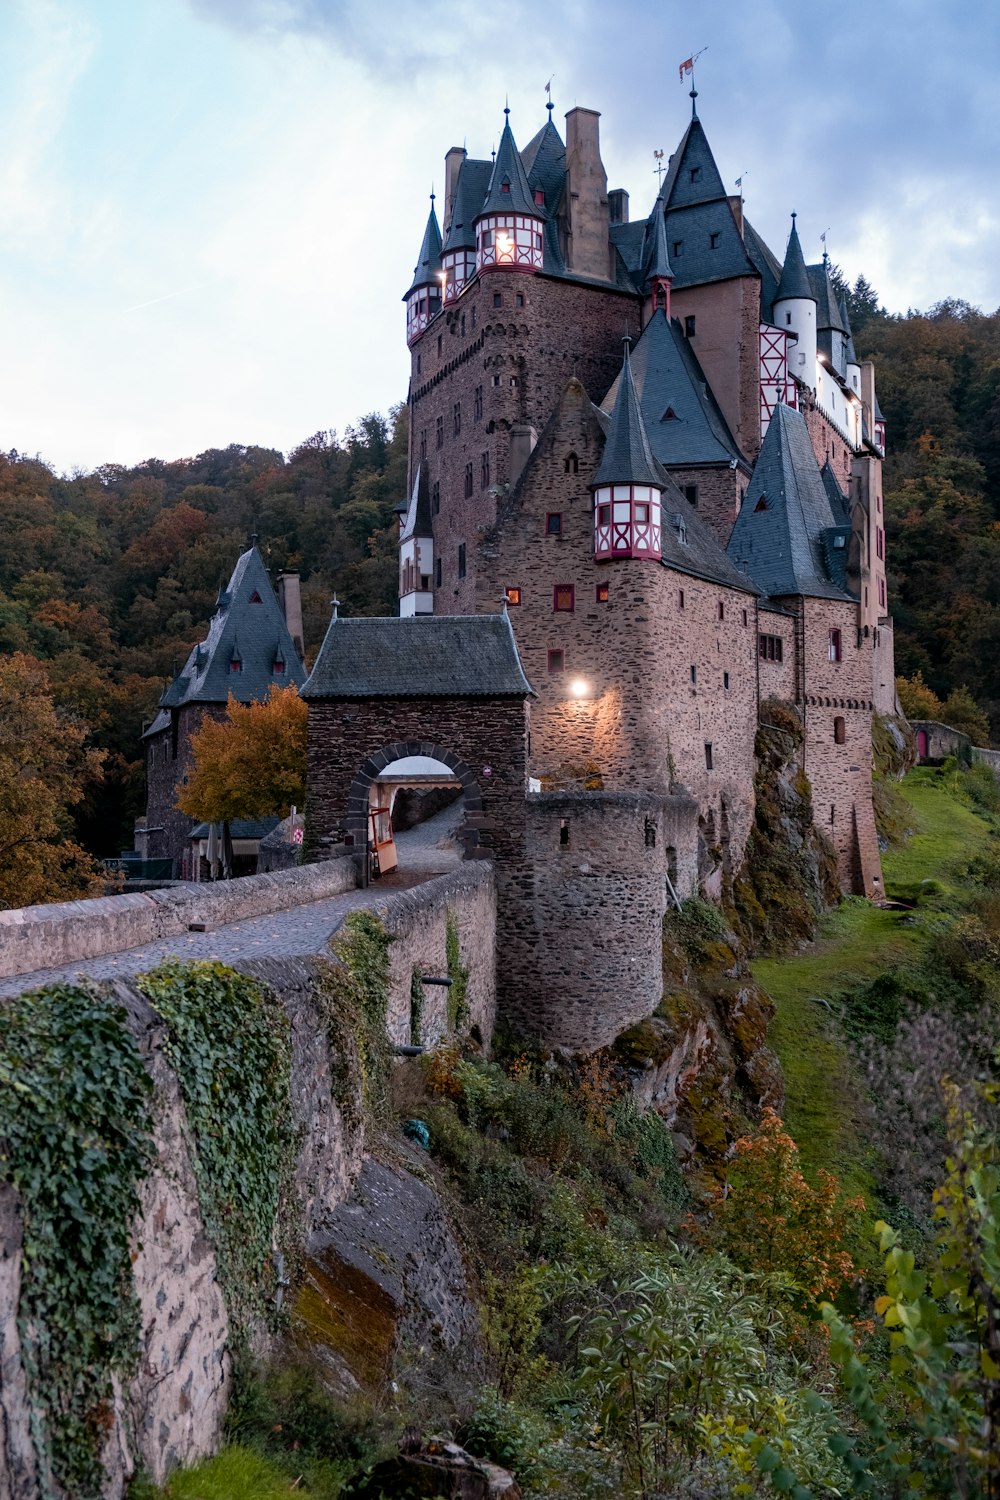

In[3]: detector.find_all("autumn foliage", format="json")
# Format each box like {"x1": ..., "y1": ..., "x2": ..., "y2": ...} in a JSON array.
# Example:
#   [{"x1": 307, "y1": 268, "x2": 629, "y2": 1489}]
[
  {"x1": 0, "y1": 653, "x2": 106, "y2": 909},
  {"x1": 176, "y1": 685, "x2": 307, "y2": 824},
  {"x1": 692, "y1": 1108, "x2": 864, "y2": 1303}
]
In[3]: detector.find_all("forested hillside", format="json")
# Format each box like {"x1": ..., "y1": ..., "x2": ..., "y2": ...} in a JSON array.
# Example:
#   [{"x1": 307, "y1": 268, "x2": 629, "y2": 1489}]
[
  {"x1": 0, "y1": 412, "x2": 406, "y2": 857},
  {"x1": 1, "y1": 293, "x2": 998, "y2": 868}
]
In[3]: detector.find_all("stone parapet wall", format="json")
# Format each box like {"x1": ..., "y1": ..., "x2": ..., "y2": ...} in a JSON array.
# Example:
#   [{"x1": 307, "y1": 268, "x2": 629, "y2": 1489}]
[
  {"x1": 0, "y1": 854, "x2": 357, "y2": 982},
  {"x1": 972, "y1": 746, "x2": 1000, "y2": 776},
  {"x1": 361, "y1": 864, "x2": 497, "y2": 1048}
]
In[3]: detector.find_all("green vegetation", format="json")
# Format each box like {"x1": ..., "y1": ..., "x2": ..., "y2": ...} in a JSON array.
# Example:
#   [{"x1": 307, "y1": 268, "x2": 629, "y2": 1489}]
[
  {"x1": 320, "y1": 910, "x2": 394, "y2": 1124},
  {"x1": 0, "y1": 984, "x2": 153, "y2": 1498},
  {"x1": 445, "y1": 910, "x2": 470, "y2": 1033},
  {"x1": 137, "y1": 961, "x2": 296, "y2": 1337}
]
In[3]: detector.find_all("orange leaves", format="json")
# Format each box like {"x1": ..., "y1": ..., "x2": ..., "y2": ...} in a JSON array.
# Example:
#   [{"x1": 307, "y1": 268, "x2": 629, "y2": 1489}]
[
  {"x1": 176, "y1": 684, "x2": 307, "y2": 824},
  {"x1": 693, "y1": 1108, "x2": 864, "y2": 1304}
]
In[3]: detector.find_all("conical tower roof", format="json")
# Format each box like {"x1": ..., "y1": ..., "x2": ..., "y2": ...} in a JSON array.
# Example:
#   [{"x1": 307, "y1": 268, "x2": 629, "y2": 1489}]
[
  {"x1": 839, "y1": 294, "x2": 858, "y2": 361},
  {"x1": 592, "y1": 344, "x2": 662, "y2": 489},
  {"x1": 478, "y1": 111, "x2": 542, "y2": 219},
  {"x1": 808, "y1": 256, "x2": 847, "y2": 331},
  {"x1": 405, "y1": 197, "x2": 443, "y2": 296},
  {"x1": 775, "y1": 216, "x2": 814, "y2": 302},
  {"x1": 643, "y1": 192, "x2": 673, "y2": 285}
]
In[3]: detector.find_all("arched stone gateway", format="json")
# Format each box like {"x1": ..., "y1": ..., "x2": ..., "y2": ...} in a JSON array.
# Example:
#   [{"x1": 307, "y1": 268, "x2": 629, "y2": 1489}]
[
  {"x1": 344, "y1": 742, "x2": 483, "y2": 851},
  {"x1": 301, "y1": 614, "x2": 533, "y2": 865}
]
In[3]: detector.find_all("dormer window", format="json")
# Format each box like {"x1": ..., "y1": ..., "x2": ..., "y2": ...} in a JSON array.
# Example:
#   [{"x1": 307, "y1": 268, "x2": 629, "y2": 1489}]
[
  {"x1": 709, "y1": 232, "x2": 720, "y2": 249},
  {"x1": 662, "y1": 406, "x2": 677, "y2": 421},
  {"x1": 689, "y1": 167, "x2": 701, "y2": 183},
  {"x1": 754, "y1": 496, "x2": 768, "y2": 512},
  {"x1": 501, "y1": 178, "x2": 511, "y2": 193},
  {"x1": 672, "y1": 241, "x2": 683, "y2": 258},
  {"x1": 249, "y1": 591, "x2": 263, "y2": 604},
  {"x1": 273, "y1": 657, "x2": 285, "y2": 675},
  {"x1": 534, "y1": 189, "x2": 545, "y2": 206},
  {"x1": 230, "y1": 657, "x2": 243, "y2": 674}
]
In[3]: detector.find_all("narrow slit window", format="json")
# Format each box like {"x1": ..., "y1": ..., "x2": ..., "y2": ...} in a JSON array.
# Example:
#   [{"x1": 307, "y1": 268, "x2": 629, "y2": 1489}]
[
  {"x1": 559, "y1": 820, "x2": 570, "y2": 846},
  {"x1": 704, "y1": 742, "x2": 714, "y2": 770},
  {"x1": 834, "y1": 716, "x2": 846, "y2": 744}
]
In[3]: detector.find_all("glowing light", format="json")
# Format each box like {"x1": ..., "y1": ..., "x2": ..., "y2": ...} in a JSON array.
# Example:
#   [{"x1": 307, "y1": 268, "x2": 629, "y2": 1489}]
[
  {"x1": 496, "y1": 232, "x2": 514, "y2": 257},
  {"x1": 569, "y1": 677, "x2": 590, "y2": 699}
]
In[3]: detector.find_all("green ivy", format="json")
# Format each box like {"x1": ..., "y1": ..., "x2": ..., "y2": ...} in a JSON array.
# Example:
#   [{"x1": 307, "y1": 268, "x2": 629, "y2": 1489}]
[
  {"x1": 446, "y1": 911, "x2": 470, "y2": 1033},
  {"x1": 409, "y1": 965, "x2": 425, "y2": 1047},
  {"x1": 0, "y1": 984, "x2": 154, "y2": 1500},
  {"x1": 137, "y1": 962, "x2": 295, "y2": 1337},
  {"x1": 324, "y1": 911, "x2": 394, "y2": 1122}
]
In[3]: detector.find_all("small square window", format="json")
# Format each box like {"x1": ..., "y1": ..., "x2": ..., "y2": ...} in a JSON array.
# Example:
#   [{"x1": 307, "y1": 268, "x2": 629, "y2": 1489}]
[
  {"x1": 516, "y1": 292, "x2": 524, "y2": 307},
  {"x1": 546, "y1": 512, "x2": 562, "y2": 536},
  {"x1": 547, "y1": 648, "x2": 564, "y2": 674},
  {"x1": 598, "y1": 502, "x2": 611, "y2": 525},
  {"x1": 553, "y1": 584, "x2": 574, "y2": 612},
  {"x1": 683, "y1": 484, "x2": 698, "y2": 507},
  {"x1": 493, "y1": 292, "x2": 502, "y2": 308},
  {"x1": 596, "y1": 581, "x2": 609, "y2": 603},
  {"x1": 505, "y1": 586, "x2": 521, "y2": 606},
  {"x1": 685, "y1": 315, "x2": 696, "y2": 338}
]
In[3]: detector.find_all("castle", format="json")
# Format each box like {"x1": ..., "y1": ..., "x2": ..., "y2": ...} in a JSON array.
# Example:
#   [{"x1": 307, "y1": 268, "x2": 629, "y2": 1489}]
[{"x1": 301, "y1": 89, "x2": 896, "y2": 1050}]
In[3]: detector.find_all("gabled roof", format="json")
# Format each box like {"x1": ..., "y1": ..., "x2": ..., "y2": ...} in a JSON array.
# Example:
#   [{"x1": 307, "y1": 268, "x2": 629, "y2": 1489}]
[
  {"x1": 659, "y1": 114, "x2": 728, "y2": 212},
  {"x1": 400, "y1": 463, "x2": 433, "y2": 541},
  {"x1": 442, "y1": 158, "x2": 492, "y2": 254},
  {"x1": 839, "y1": 295, "x2": 859, "y2": 363},
  {"x1": 743, "y1": 218, "x2": 782, "y2": 322},
  {"x1": 775, "y1": 218, "x2": 814, "y2": 303},
  {"x1": 807, "y1": 258, "x2": 847, "y2": 332},
  {"x1": 820, "y1": 459, "x2": 851, "y2": 526},
  {"x1": 727, "y1": 403, "x2": 855, "y2": 602},
  {"x1": 592, "y1": 344, "x2": 662, "y2": 488},
  {"x1": 154, "y1": 546, "x2": 306, "y2": 721},
  {"x1": 601, "y1": 310, "x2": 744, "y2": 470},
  {"x1": 405, "y1": 200, "x2": 443, "y2": 295},
  {"x1": 302, "y1": 614, "x2": 533, "y2": 699},
  {"x1": 478, "y1": 114, "x2": 541, "y2": 220}
]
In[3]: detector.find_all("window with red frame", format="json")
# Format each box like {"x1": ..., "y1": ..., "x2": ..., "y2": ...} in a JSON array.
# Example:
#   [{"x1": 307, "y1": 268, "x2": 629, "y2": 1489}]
[
  {"x1": 505, "y1": 586, "x2": 521, "y2": 606},
  {"x1": 596, "y1": 581, "x2": 609, "y2": 603},
  {"x1": 553, "y1": 584, "x2": 574, "y2": 612}
]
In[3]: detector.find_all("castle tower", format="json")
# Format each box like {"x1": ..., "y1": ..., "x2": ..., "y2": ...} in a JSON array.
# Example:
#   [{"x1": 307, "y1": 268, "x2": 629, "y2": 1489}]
[
  {"x1": 592, "y1": 343, "x2": 664, "y2": 561},
  {"x1": 773, "y1": 214, "x2": 817, "y2": 391},
  {"x1": 474, "y1": 110, "x2": 546, "y2": 274},
  {"x1": 398, "y1": 465, "x2": 434, "y2": 616},
  {"x1": 642, "y1": 191, "x2": 673, "y2": 320},
  {"x1": 404, "y1": 194, "x2": 443, "y2": 345}
]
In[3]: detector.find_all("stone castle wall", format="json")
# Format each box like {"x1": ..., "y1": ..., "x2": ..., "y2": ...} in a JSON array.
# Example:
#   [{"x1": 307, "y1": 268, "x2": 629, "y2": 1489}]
[
  {"x1": 496, "y1": 790, "x2": 699, "y2": 1052},
  {"x1": 669, "y1": 276, "x2": 762, "y2": 464}
]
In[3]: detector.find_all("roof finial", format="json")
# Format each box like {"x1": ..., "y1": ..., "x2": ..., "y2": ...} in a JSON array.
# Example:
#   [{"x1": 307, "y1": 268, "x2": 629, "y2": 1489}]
[
  {"x1": 690, "y1": 87, "x2": 698, "y2": 117},
  {"x1": 790, "y1": 210, "x2": 797, "y2": 225},
  {"x1": 504, "y1": 94, "x2": 510, "y2": 118},
  {"x1": 429, "y1": 184, "x2": 435, "y2": 204},
  {"x1": 622, "y1": 331, "x2": 633, "y2": 358},
  {"x1": 544, "y1": 76, "x2": 554, "y2": 115},
  {"x1": 330, "y1": 593, "x2": 340, "y2": 621}
]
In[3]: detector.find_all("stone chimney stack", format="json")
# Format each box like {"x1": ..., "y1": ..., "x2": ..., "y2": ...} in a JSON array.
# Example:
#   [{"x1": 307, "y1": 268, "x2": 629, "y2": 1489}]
[
  {"x1": 564, "y1": 108, "x2": 609, "y2": 282},
  {"x1": 444, "y1": 146, "x2": 466, "y2": 233},
  {"x1": 277, "y1": 573, "x2": 304, "y2": 662},
  {"x1": 509, "y1": 424, "x2": 538, "y2": 487}
]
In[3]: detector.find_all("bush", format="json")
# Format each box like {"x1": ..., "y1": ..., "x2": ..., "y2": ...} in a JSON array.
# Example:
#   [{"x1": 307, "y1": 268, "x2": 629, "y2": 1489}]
[{"x1": 961, "y1": 760, "x2": 1000, "y2": 814}]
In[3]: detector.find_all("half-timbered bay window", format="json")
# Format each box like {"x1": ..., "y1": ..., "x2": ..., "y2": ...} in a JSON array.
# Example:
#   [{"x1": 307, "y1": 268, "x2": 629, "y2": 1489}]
[
  {"x1": 593, "y1": 484, "x2": 662, "y2": 561},
  {"x1": 476, "y1": 214, "x2": 544, "y2": 272},
  {"x1": 405, "y1": 285, "x2": 441, "y2": 344},
  {"x1": 443, "y1": 249, "x2": 476, "y2": 301}
]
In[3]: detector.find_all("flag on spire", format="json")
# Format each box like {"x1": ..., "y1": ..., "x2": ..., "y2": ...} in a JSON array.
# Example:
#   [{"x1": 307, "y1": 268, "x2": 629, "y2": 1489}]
[{"x1": 678, "y1": 56, "x2": 694, "y2": 83}]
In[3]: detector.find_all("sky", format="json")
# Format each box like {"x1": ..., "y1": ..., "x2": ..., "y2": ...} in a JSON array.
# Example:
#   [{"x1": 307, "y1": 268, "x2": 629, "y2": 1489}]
[{"x1": 0, "y1": 0, "x2": 997, "y2": 474}]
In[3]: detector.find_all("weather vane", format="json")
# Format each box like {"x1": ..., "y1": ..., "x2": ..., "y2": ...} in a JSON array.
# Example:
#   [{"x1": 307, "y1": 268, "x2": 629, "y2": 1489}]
[{"x1": 653, "y1": 149, "x2": 665, "y2": 185}]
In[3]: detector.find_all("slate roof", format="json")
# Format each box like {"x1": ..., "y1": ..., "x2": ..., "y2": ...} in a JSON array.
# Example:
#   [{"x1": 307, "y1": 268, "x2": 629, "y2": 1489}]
[
  {"x1": 743, "y1": 219, "x2": 782, "y2": 321},
  {"x1": 775, "y1": 218, "x2": 814, "y2": 303},
  {"x1": 808, "y1": 259, "x2": 847, "y2": 332},
  {"x1": 190, "y1": 817, "x2": 281, "y2": 840},
  {"x1": 302, "y1": 614, "x2": 534, "y2": 700},
  {"x1": 521, "y1": 113, "x2": 566, "y2": 213},
  {"x1": 478, "y1": 115, "x2": 541, "y2": 220},
  {"x1": 726, "y1": 403, "x2": 855, "y2": 602},
  {"x1": 592, "y1": 345, "x2": 662, "y2": 488},
  {"x1": 840, "y1": 295, "x2": 859, "y2": 363},
  {"x1": 600, "y1": 310, "x2": 744, "y2": 469},
  {"x1": 642, "y1": 192, "x2": 673, "y2": 284},
  {"x1": 150, "y1": 546, "x2": 306, "y2": 729},
  {"x1": 405, "y1": 200, "x2": 443, "y2": 295},
  {"x1": 442, "y1": 159, "x2": 492, "y2": 253},
  {"x1": 400, "y1": 463, "x2": 433, "y2": 541},
  {"x1": 820, "y1": 460, "x2": 851, "y2": 526}
]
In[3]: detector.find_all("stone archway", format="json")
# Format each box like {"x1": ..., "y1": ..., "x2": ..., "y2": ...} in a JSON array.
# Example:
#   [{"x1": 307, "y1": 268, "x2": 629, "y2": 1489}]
[{"x1": 345, "y1": 740, "x2": 485, "y2": 852}]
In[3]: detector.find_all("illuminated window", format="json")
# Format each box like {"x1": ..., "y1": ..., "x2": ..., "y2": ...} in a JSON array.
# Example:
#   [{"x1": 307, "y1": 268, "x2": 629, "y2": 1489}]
[
  {"x1": 505, "y1": 586, "x2": 521, "y2": 606},
  {"x1": 596, "y1": 581, "x2": 609, "y2": 603},
  {"x1": 553, "y1": 584, "x2": 574, "y2": 612}
]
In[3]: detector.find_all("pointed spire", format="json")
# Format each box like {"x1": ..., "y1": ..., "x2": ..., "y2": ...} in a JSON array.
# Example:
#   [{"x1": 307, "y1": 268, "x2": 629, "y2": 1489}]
[
  {"x1": 405, "y1": 194, "x2": 443, "y2": 295},
  {"x1": 644, "y1": 192, "x2": 672, "y2": 286},
  {"x1": 593, "y1": 341, "x2": 662, "y2": 489},
  {"x1": 839, "y1": 294, "x2": 859, "y2": 364},
  {"x1": 775, "y1": 213, "x2": 815, "y2": 303},
  {"x1": 690, "y1": 86, "x2": 698, "y2": 118},
  {"x1": 478, "y1": 109, "x2": 540, "y2": 218}
]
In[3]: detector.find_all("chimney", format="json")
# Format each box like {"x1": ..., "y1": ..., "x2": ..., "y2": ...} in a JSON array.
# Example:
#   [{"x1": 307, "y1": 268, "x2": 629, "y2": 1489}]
[
  {"x1": 608, "y1": 188, "x2": 629, "y2": 225},
  {"x1": 860, "y1": 361, "x2": 877, "y2": 428},
  {"x1": 509, "y1": 424, "x2": 538, "y2": 487},
  {"x1": 444, "y1": 146, "x2": 466, "y2": 234},
  {"x1": 277, "y1": 573, "x2": 304, "y2": 662},
  {"x1": 564, "y1": 108, "x2": 609, "y2": 282},
  {"x1": 727, "y1": 194, "x2": 744, "y2": 238}
]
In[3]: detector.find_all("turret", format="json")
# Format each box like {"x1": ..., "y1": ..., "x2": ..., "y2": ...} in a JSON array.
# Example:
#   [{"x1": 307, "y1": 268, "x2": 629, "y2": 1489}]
[
  {"x1": 773, "y1": 214, "x2": 817, "y2": 390},
  {"x1": 398, "y1": 465, "x2": 434, "y2": 616},
  {"x1": 403, "y1": 194, "x2": 443, "y2": 345},
  {"x1": 441, "y1": 156, "x2": 487, "y2": 301},
  {"x1": 592, "y1": 342, "x2": 664, "y2": 561},
  {"x1": 840, "y1": 294, "x2": 861, "y2": 396},
  {"x1": 642, "y1": 190, "x2": 672, "y2": 319},
  {"x1": 474, "y1": 109, "x2": 545, "y2": 274}
]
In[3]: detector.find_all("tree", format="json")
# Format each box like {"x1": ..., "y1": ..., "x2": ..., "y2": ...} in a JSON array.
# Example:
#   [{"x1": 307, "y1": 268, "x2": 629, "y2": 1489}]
[
  {"x1": 0, "y1": 653, "x2": 106, "y2": 909},
  {"x1": 897, "y1": 671, "x2": 945, "y2": 721},
  {"x1": 692, "y1": 1109, "x2": 864, "y2": 1304},
  {"x1": 175, "y1": 685, "x2": 307, "y2": 824},
  {"x1": 942, "y1": 685, "x2": 992, "y2": 747}
]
